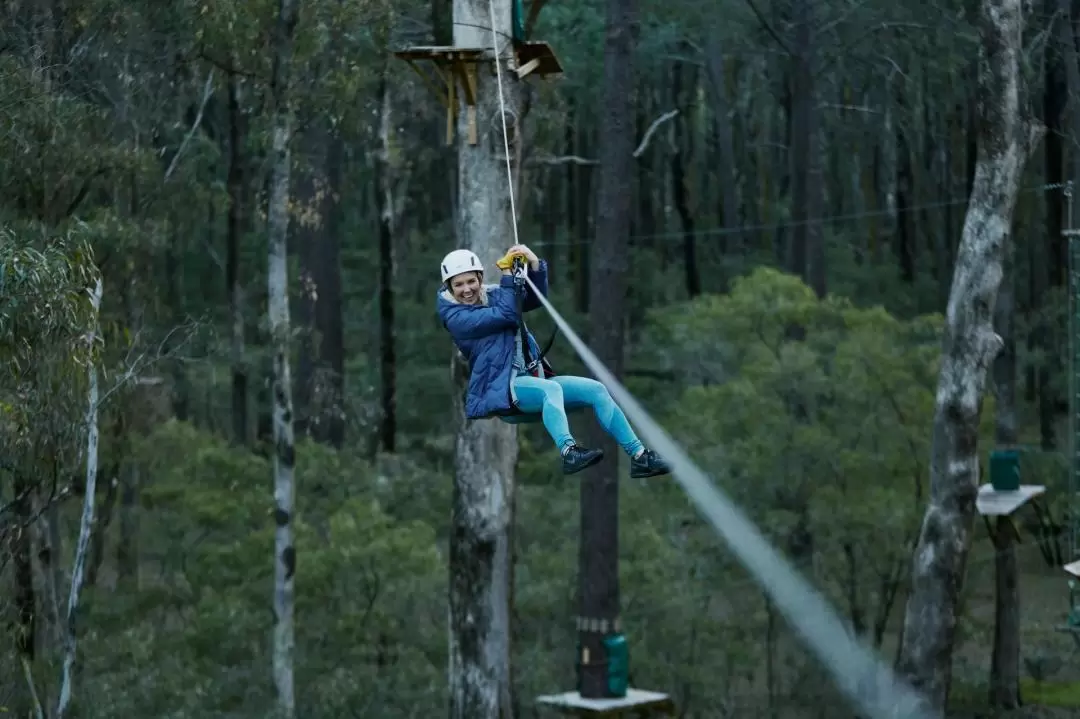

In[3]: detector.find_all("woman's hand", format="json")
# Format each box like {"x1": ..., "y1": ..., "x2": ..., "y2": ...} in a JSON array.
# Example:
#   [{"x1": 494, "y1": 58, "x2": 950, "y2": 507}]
[{"x1": 506, "y1": 244, "x2": 540, "y2": 270}]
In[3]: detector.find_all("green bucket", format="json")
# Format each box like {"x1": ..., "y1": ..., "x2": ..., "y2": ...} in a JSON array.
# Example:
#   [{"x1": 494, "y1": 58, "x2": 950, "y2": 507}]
[
  {"x1": 511, "y1": 0, "x2": 525, "y2": 42},
  {"x1": 989, "y1": 449, "x2": 1020, "y2": 492},
  {"x1": 603, "y1": 634, "x2": 629, "y2": 698}
]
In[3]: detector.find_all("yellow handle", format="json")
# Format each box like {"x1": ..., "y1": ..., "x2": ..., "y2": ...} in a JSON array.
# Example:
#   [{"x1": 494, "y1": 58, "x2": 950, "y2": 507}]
[{"x1": 495, "y1": 251, "x2": 527, "y2": 270}]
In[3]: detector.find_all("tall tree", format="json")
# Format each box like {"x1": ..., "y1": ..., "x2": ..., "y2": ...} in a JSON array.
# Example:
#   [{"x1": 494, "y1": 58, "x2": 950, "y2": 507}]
[
  {"x1": 894, "y1": 0, "x2": 1042, "y2": 709},
  {"x1": 225, "y1": 66, "x2": 249, "y2": 446},
  {"x1": 447, "y1": 0, "x2": 520, "y2": 716},
  {"x1": 579, "y1": 0, "x2": 637, "y2": 698},
  {"x1": 266, "y1": 0, "x2": 301, "y2": 715}
]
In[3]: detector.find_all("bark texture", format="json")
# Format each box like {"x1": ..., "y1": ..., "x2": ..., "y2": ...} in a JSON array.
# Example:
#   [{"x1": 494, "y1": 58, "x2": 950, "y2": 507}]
[
  {"x1": 267, "y1": 0, "x2": 300, "y2": 716},
  {"x1": 447, "y1": 0, "x2": 520, "y2": 716},
  {"x1": 580, "y1": 0, "x2": 636, "y2": 698},
  {"x1": 56, "y1": 277, "x2": 102, "y2": 719},
  {"x1": 989, "y1": 244, "x2": 1020, "y2": 709},
  {"x1": 893, "y1": 0, "x2": 1042, "y2": 710}
]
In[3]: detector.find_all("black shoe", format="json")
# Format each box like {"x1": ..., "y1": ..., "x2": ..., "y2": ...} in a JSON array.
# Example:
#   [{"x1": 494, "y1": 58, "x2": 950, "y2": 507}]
[
  {"x1": 562, "y1": 445, "x2": 604, "y2": 475},
  {"x1": 631, "y1": 449, "x2": 671, "y2": 478}
]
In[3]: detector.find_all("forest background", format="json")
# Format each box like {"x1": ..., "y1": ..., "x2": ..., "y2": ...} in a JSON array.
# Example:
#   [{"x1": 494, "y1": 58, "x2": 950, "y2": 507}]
[{"x1": 2, "y1": 0, "x2": 1080, "y2": 716}]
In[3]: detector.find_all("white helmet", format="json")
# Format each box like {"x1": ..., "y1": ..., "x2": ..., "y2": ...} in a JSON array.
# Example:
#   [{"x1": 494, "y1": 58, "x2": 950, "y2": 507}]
[{"x1": 440, "y1": 249, "x2": 483, "y2": 283}]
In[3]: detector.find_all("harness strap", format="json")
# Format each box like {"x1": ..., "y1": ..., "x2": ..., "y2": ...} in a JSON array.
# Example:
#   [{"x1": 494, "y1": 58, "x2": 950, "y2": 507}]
[{"x1": 513, "y1": 259, "x2": 557, "y2": 376}]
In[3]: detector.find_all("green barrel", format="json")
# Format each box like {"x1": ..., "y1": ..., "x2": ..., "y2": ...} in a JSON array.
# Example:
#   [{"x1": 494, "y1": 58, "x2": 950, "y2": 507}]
[
  {"x1": 989, "y1": 449, "x2": 1020, "y2": 491},
  {"x1": 603, "y1": 634, "x2": 629, "y2": 698}
]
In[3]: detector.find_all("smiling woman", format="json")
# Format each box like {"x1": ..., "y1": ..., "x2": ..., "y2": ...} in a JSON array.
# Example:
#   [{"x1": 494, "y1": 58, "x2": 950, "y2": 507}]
[{"x1": 435, "y1": 245, "x2": 670, "y2": 479}]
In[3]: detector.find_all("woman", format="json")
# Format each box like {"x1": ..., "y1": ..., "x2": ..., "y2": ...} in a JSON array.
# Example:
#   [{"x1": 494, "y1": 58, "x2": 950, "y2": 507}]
[{"x1": 436, "y1": 244, "x2": 671, "y2": 478}]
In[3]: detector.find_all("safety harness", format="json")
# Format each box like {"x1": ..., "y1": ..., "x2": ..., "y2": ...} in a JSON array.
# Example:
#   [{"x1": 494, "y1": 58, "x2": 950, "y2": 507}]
[{"x1": 511, "y1": 256, "x2": 557, "y2": 377}]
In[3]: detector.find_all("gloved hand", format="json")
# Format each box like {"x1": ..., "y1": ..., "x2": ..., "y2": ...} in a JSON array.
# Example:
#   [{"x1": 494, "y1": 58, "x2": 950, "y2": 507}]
[
  {"x1": 496, "y1": 244, "x2": 539, "y2": 271},
  {"x1": 495, "y1": 250, "x2": 528, "y2": 271}
]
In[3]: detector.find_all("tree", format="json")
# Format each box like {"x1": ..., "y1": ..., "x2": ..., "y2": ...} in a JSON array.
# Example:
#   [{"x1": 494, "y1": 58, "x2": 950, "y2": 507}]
[
  {"x1": 56, "y1": 276, "x2": 103, "y2": 719},
  {"x1": 266, "y1": 0, "x2": 302, "y2": 715},
  {"x1": 579, "y1": 0, "x2": 638, "y2": 698},
  {"x1": 893, "y1": 0, "x2": 1043, "y2": 709},
  {"x1": 446, "y1": 0, "x2": 520, "y2": 716}
]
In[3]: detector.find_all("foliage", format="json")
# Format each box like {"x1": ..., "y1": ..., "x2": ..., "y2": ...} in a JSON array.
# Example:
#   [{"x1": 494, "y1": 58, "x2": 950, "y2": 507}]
[
  {"x1": 645, "y1": 268, "x2": 946, "y2": 639},
  {"x1": 0, "y1": 224, "x2": 101, "y2": 476},
  {"x1": 0, "y1": 0, "x2": 1076, "y2": 715}
]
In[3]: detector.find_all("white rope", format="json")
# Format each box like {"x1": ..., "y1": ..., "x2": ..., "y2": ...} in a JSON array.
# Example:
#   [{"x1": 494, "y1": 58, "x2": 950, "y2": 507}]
[
  {"x1": 487, "y1": 0, "x2": 520, "y2": 246},
  {"x1": 482, "y1": 0, "x2": 933, "y2": 715}
]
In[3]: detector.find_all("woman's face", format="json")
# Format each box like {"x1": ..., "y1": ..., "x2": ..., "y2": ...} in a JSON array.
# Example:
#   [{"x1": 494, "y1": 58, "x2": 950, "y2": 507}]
[{"x1": 450, "y1": 271, "x2": 482, "y2": 304}]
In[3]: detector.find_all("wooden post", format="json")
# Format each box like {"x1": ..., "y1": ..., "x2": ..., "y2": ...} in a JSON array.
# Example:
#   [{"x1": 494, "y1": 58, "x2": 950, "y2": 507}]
[
  {"x1": 989, "y1": 516, "x2": 1020, "y2": 708},
  {"x1": 975, "y1": 483, "x2": 1047, "y2": 710},
  {"x1": 447, "y1": 0, "x2": 521, "y2": 717}
]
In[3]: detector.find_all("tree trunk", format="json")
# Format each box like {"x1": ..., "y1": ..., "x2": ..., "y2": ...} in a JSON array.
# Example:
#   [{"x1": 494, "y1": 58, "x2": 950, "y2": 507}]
[
  {"x1": 670, "y1": 57, "x2": 699, "y2": 297},
  {"x1": 580, "y1": 0, "x2": 636, "y2": 699},
  {"x1": 894, "y1": 0, "x2": 1042, "y2": 709},
  {"x1": 447, "y1": 0, "x2": 519, "y2": 716},
  {"x1": 56, "y1": 277, "x2": 102, "y2": 719},
  {"x1": 788, "y1": 0, "x2": 825, "y2": 297},
  {"x1": 116, "y1": 462, "x2": 139, "y2": 584},
  {"x1": 267, "y1": 0, "x2": 300, "y2": 715},
  {"x1": 703, "y1": 35, "x2": 741, "y2": 281},
  {"x1": 293, "y1": 114, "x2": 345, "y2": 448},
  {"x1": 989, "y1": 246, "x2": 1021, "y2": 709},
  {"x1": 375, "y1": 64, "x2": 399, "y2": 454},
  {"x1": 226, "y1": 67, "x2": 249, "y2": 446},
  {"x1": 13, "y1": 471, "x2": 37, "y2": 703}
]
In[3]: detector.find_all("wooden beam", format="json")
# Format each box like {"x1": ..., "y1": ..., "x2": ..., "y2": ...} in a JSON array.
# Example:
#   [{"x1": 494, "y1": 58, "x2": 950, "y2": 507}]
[
  {"x1": 515, "y1": 57, "x2": 541, "y2": 79},
  {"x1": 463, "y1": 63, "x2": 478, "y2": 145},
  {"x1": 404, "y1": 60, "x2": 448, "y2": 107},
  {"x1": 446, "y1": 72, "x2": 456, "y2": 145}
]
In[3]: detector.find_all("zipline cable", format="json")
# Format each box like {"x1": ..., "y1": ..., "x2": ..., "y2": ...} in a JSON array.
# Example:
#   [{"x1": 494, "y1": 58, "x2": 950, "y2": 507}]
[
  {"x1": 520, "y1": 271, "x2": 934, "y2": 719},
  {"x1": 487, "y1": 0, "x2": 521, "y2": 247},
  {"x1": 483, "y1": 4, "x2": 936, "y2": 717}
]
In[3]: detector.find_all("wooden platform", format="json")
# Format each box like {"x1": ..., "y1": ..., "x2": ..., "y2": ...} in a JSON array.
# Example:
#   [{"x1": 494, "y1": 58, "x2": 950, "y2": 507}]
[
  {"x1": 393, "y1": 41, "x2": 563, "y2": 145},
  {"x1": 514, "y1": 40, "x2": 563, "y2": 78},
  {"x1": 975, "y1": 483, "x2": 1046, "y2": 516},
  {"x1": 392, "y1": 46, "x2": 485, "y2": 144},
  {"x1": 536, "y1": 689, "x2": 674, "y2": 717}
]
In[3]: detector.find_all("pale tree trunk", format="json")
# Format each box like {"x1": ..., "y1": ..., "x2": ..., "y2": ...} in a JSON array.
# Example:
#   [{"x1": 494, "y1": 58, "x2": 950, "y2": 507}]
[
  {"x1": 893, "y1": 0, "x2": 1043, "y2": 710},
  {"x1": 56, "y1": 277, "x2": 103, "y2": 719},
  {"x1": 267, "y1": 0, "x2": 300, "y2": 716},
  {"x1": 448, "y1": 0, "x2": 519, "y2": 716}
]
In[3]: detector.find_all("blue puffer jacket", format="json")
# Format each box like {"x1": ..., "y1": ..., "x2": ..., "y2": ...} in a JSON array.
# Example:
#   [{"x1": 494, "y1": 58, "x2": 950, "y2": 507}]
[{"x1": 437, "y1": 260, "x2": 550, "y2": 419}]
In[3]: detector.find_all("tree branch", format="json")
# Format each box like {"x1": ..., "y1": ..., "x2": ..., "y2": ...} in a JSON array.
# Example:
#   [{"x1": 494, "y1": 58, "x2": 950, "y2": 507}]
[
  {"x1": 524, "y1": 0, "x2": 549, "y2": 39},
  {"x1": 528, "y1": 109, "x2": 679, "y2": 165},
  {"x1": 164, "y1": 70, "x2": 214, "y2": 182},
  {"x1": 742, "y1": 0, "x2": 791, "y2": 54}
]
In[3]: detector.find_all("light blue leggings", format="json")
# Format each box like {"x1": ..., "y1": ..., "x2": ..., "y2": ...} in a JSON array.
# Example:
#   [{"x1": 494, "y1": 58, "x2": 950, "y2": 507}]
[{"x1": 512, "y1": 375, "x2": 644, "y2": 457}]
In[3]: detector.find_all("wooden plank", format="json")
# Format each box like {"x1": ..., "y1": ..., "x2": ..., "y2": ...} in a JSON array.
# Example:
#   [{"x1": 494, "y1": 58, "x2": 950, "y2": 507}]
[
  {"x1": 1064, "y1": 560, "x2": 1080, "y2": 578},
  {"x1": 456, "y1": 61, "x2": 478, "y2": 106},
  {"x1": 445, "y1": 73, "x2": 456, "y2": 145},
  {"x1": 536, "y1": 689, "x2": 673, "y2": 715},
  {"x1": 403, "y1": 60, "x2": 448, "y2": 107},
  {"x1": 975, "y1": 483, "x2": 1046, "y2": 516},
  {"x1": 514, "y1": 41, "x2": 564, "y2": 76},
  {"x1": 515, "y1": 57, "x2": 542, "y2": 79},
  {"x1": 393, "y1": 46, "x2": 485, "y2": 61}
]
